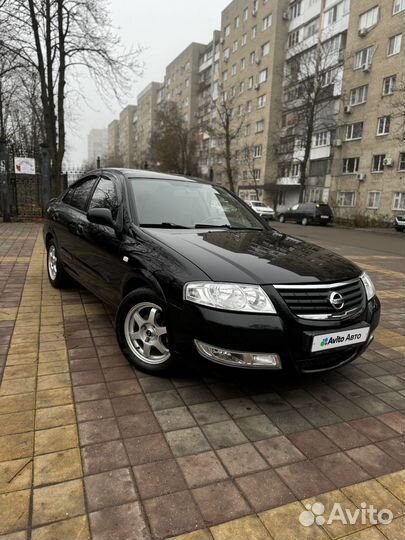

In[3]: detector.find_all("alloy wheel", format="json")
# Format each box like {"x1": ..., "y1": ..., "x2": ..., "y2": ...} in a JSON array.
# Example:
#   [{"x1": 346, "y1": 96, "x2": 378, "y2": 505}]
[
  {"x1": 124, "y1": 302, "x2": 170, "y2": 364},
  {"x1": 48, "y1": 245, "x2": 58, "y2": 281}
]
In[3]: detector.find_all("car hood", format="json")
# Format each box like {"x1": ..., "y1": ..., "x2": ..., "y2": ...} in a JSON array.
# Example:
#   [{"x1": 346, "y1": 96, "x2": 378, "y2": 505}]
[{"x1": 144, "y1": 228, "x2": 361, "y2": 284}]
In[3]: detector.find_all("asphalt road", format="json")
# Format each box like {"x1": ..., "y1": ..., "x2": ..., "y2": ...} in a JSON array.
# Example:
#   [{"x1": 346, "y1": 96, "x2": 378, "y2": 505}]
[{"x1": 273, "y1": 222, "x2": 405, "y2": 258}]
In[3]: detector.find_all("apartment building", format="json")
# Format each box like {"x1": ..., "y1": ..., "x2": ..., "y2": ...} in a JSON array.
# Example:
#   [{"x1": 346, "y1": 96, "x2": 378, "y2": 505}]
[
  {"x1": 119, "y1": 105, "x2": 137, "y2": 168},
  {"x1": 158, "y1": 42, "x2": 207, "y2": 129},
  {"x1": 197, "y1": 31, "x2": 221, "y2": 180},
  {"x1": 134, "y1": 82, "x2": 161, "y2": 168},
  {"x1": 275, "y1": 0, "x2": 350, "y2": 211},
  {"x1": 215, "y1": 0, "x2": 288, "y2": 198},
  {"x1": 87, "y1": 128, "x2": 107, "y2": 167},
  {"x1": 330, "y1": 0, "x2": 405, "y2": 222},
  {"x1": 107, "y1": 119, "x2": 120, "y2": 166}
]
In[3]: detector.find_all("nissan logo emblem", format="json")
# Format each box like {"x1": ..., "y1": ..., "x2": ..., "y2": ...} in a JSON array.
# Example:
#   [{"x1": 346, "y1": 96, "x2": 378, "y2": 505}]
[{"x1": 329, "y1": 291, "x2": 345, "y2": 310}]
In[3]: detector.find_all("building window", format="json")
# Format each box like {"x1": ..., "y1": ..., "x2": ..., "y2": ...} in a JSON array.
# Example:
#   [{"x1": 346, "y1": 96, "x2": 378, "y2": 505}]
[
  {"x1": 377, "y1": 116, "x2": 390, "y2": 136},
  {"x1": 263, "y1": 14, "x2": 272, "y2": 30},
  {"x1": 346, "y1": 122, "x2": 364, "y2": 140},
  {"x1": 257, "y1": 94, "x2": 266, "y2": 108},
  {"x1": 343, "y1": 157, "x2": 360, "y2": 174},
  {"x1": 246, "y1": 100, "x2": 252, "y2": 112},
  {"x1": 261, "y1": 41, "x2": 270, "y2": 56},
  {"x1": 372, "y1": 154, "x2": 386, "y2": 172},
  {"x1": 393, "y1": 192, "x2": 405, "y2": 210},
  {"x1": 393, "y1": 0, "x2": 405, "y2": 14},
  {"x1": 223, "y1": 48, "x2": 230, "y2": 60},
  {"x1": 223, "y1": 70, "x2": 228, "y2": 81},
  {"x1": 288, "y1": 30, "x2": 300, "y2": 48},
  {"x1": 253, "y1": 169, "x2": 261, "y2": 180},
  {"x1": 244, "y1": 124, "x2": 251, "y2": 136},
  {"x1": 242, "y1": 33, "x2": 247, "y2": 46},
  {"x1": 313, "y1": 131, "x2": 329, "y2": 147},
  {"x1": 367, "y1": 191, "x2": 381, "y2": 209},
  {"x1": 338, "y1": 191, "x2": 356, "y2": 207},
  {"x1": 305, "y1": 19, "x2": 319, "y2": 39},
  {"x1": 359, "y1": 6, "x2": 379, "y2": 30},
  {"x1": 383, "y1": 75, "x2": 396, "y2": 96},
  {"x1": 254, "y1": 145, "x2": 263, "y2": 158},
  {"x1": 350, "y1": 84, "x2": 368, "y2": 106},
  {"x1": 248, "y1": 76, "x2": 254, "y2": 89},
  {"x1": 290, "y1": 1, "x2": 302, "y2": 19},
  {"x1": 235, "y1": 16, "x2": 240, "y2": 28},
  {"x1": 252, "y1": 26, "x2": 257, "y2": 39},
  {"x1": 224, "y1": 25, "x2": 231, "y2": 37},
  {"x1": 243, "y1": 7, "x2": 249, "y2": 20},
  {"x1": 353, "y1": 46, "x2": 374, "y2": 69},
  {"x1": 231, "y1": 64, "x2": 237, "y2": 76},
  {"x1": 256, "y1": 119, "x2": 265, "y2": 133},
  {"x1": 399, "y1": 152, "x2": 405, "y2": 171},
  {"x1": 325, "y1": 5, "x2": 338, "y2": 25},
  {"x1": 250, "y1": 51, "x2": 256, "y2": 64},
  {"x1": 292, "y1": 163, "x2": 300, "y2": 176},
  {"x1": 232, "y1": 40, "x2": 239, "y2": 52},
  {"x1": 239, "y1": 82, "x2": 245, "y2": 94},
  {"x1": 388, "y1": 34, "x2": 402, "y2": 56},
  {"x1": 238, "y1": 104, "x2": 244, "y2": 116},
  {"x1": 258, "y1": 68, "x2": 268, "y2": 83},
  {"x1": 240, "y1": 57, "x2": 246, "y2": 70}
]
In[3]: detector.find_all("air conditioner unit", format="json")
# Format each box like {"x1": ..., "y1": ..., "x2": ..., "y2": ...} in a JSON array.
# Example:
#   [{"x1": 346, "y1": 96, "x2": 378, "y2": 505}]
[
  {"x1": 358, "y1": 27, "x2": 368, "y2": 37},
  {"x1": 282, "y1": 11, "x2": 289, "y2": 21},
  {"x1": 383, "y1": 156, "x2": 394, "y2": 167},
  {"x1": 362, "y1": 63, "x2": 371, "y2": 72},
  {"x1": 255, "y1": 57, "x2": 261, "y2": 65},
  {"x1": 255, "y1": 83, "x2": 261, "y2": 90},
  {"x1": 357, "y1": 173, "x2": 366, "y2": 181},
  {"x1": 335, "y1": 139, "x2": 342, "y2": 147},
  {"x1": 344, "y1": 105, "x2": 352, "y2": 114}
]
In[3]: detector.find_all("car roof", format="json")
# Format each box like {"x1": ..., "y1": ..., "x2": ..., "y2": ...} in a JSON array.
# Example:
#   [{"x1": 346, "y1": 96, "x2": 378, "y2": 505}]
[{"x1": 88, "y1": 168, "x2": 210, "y2": 184}]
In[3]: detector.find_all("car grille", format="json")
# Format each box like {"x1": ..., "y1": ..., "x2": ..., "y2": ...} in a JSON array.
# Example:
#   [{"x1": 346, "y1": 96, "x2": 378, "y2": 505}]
[
  {"x1": 297, "y1": 347, "x2": 361, "y2": 372},
  {"x1": 274, "y1": 278, "x2": 365, "y2": 320}
]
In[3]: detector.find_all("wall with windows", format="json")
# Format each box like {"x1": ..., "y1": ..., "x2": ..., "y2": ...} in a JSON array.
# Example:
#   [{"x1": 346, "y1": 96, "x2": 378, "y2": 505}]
[{"x1": 331, "y1": 0, "x2": 405, "y2": 222}]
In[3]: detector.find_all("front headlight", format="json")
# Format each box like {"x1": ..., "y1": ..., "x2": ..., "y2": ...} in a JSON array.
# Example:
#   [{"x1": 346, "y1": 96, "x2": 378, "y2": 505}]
[
  {"x1": 361, "y1": 272, "x2": 376, "y2": 301},
  {"x1": 184, "y1": 282, "x2": 277, "y2": 313}
]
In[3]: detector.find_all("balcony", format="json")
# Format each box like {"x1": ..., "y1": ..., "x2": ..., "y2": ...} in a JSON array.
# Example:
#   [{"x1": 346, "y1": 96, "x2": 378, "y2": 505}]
[{"x1": 277, "y1": 177, "x2": 300, "y2": 186}]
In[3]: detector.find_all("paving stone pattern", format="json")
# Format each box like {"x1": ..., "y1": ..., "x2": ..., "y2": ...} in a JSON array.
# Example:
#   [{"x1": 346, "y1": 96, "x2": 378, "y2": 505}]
[{"x1": 0, "y1": 223, "x2": 404, "y2": 540}]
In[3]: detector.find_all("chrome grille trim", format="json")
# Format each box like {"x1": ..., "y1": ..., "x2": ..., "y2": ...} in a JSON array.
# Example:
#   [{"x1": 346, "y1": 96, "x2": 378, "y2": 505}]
[{"x1": 273, "y1": 277, "x2": 361, "y2": 290}]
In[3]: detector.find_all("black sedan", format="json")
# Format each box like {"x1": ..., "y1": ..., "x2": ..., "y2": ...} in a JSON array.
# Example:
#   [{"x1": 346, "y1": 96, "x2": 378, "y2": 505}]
[
  {"x1": 44, "y1": 169, "x2": 380, "y2": 374},
  {"x1": 279, "y1": 202, "x2": 334, "y2": 226}
]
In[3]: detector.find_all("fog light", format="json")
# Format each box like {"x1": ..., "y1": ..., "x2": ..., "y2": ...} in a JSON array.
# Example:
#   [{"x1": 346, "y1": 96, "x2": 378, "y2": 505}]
[{"x1": 194, "y1": 340, "x2": 282, "y2": 369}]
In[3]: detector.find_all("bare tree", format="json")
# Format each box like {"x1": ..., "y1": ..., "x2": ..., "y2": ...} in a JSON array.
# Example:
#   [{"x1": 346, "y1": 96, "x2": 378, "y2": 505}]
[
  {"x1": 241, "y1": 143, "x2": 261, "y2": 200},
  {"x1": 1, "y1": 0, "x2": 143, "y2": 194},
  {"x1": 151, "y1": 101, "x2": 198, "y2": 176},
  {"x1": 390, "y1": 77, "x2": 405, "y2": 142},
  {"x1": 276, "y1": 38, "x2": 345, "y2": 202},
  {"x1": 207, "y1": 92, "x2": 244, "y2": 193}
]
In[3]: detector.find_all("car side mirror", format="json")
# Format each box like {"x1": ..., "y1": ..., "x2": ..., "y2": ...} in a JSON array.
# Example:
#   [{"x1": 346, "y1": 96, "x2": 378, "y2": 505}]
[{"x1": 87, "y1": 208, "x2": 114, "y2": 228}]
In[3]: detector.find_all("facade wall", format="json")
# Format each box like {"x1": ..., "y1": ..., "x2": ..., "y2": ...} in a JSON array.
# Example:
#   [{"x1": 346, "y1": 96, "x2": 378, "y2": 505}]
[
  {"x1": 119, "y1": 105, "x2": 137, "y2": 168},
  {"x1": 107, "y1": 120, "x2": 120, "y2": 166},
  {"x1": 135, "y1": 82, "x2": 161, "y2": 168},
  {"x1": 87, "y1": 128, "x2": 107, "y2": 167},
  {"x1": 330, "y1": 0, "x2": 405, "y2": 222}
]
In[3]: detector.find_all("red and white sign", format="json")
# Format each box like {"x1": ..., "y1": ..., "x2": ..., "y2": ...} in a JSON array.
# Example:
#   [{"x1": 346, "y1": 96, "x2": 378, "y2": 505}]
[{"x1": 14, "y1": 157, "x2": 36, "y2": 175}]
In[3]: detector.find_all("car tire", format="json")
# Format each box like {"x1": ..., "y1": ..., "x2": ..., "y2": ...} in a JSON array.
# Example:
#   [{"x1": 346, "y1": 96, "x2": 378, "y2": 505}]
[
  {"x1": 46, "y1": 239, "x2": 70, "y2": 289},
  {"x1": 301, "y1": 217, "x2": 309, "y2": 226},
  {"x1": 116, "y1": 288, "x2": 176, "y2": 374},
  {"x1": 279, "y1": 215, "x2": 285, "y2": 223}
]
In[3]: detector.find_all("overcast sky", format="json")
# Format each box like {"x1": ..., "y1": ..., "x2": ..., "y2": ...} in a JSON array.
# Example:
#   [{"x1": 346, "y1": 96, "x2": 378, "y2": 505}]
[{"x1": 65, "y1": 0, "x2": 230, "y2": 167}]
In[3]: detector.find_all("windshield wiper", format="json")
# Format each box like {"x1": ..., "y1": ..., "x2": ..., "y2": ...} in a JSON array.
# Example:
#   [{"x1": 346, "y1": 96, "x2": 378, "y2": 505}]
[
  {"x1": 194, "y1": 224, "x2": 262, "y2": 230},
  {"x1": 140, "y1": 223, "x2": 191, "y2": 229}
]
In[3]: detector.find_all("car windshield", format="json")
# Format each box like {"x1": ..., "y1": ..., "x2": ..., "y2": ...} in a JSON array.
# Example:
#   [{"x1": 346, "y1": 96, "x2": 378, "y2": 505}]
[
  {"x1": 252, "y1": 201, "x2": 266, "y2": 207},
  {"x1": 129, "y1": 178, "x2": 264, "y2": 229}
]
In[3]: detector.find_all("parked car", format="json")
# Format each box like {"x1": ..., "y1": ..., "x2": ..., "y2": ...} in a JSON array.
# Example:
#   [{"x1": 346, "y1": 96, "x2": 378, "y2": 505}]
[
  {"x1": 393, "y1": 215, "x2": 405, "y2": 232},
  {"x1": 246, "y1": 200, "x2": 275, "y2": 220},
  {"x1": 44, "y1": 169, "x2": 380, "y2": 374},
  {"x1": 279, "y1": 202, "x2": 334, "y2": 226}
]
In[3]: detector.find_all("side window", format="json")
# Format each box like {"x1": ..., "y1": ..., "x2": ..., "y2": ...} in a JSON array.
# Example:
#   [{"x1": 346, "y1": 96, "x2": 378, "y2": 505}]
[
  {"x1": 89, "y1": 178, "x2": 119, "y2": 220},
  {"x1": 67, "y1": 178, "x2": 97, "y2": 211}
]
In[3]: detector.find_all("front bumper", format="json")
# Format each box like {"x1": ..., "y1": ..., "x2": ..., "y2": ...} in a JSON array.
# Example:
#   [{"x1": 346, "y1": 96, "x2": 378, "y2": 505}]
[{"x1": 167, "y1": 295, "x2": 380, "y2": 373}]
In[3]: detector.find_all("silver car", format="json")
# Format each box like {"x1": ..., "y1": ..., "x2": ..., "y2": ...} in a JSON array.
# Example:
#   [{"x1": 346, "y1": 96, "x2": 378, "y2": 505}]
[{"x1": 247, "y1": 200, "x2": 275, "y2": 220}]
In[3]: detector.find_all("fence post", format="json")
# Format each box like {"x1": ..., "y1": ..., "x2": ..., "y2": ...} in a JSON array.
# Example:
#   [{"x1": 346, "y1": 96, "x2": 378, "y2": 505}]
[
  {"x1": 40, "y1": 143, "x2": 51, "y2": 214},
  {"x1": 0, "y1": 137, "x2": 10, "y2": 222}
]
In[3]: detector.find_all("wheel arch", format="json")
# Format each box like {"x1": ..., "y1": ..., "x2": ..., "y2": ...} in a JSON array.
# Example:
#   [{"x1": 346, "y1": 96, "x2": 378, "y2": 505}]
[{"x1": 121, "y1": 272, "x2": 167, "y2": 303}]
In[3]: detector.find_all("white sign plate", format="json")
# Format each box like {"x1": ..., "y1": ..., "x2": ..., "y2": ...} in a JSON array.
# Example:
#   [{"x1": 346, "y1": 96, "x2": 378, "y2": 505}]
[
  {"x1": 311, "y1": 327, "x2": 370, "y2": 352},
  {"x1": 14, "y1": 157, "x2": 36, "y2": 175}
]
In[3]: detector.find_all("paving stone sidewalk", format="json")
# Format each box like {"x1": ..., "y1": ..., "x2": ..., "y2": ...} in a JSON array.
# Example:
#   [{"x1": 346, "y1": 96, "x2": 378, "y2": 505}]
[{"x1": 0, "y1": 223, "x2": 404, "y2": 540}]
